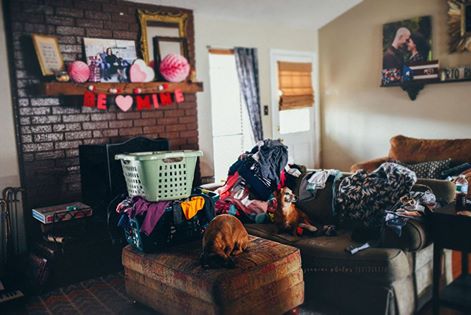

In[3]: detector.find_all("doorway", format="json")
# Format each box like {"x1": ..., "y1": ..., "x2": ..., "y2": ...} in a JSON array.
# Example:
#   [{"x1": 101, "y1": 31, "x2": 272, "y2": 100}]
[
  {"x1": 270, "y1": 49, "x2": 319, "y2": 168},
  {"x1": 209, "y1": 51, "x2": 254, "y2": 183}
]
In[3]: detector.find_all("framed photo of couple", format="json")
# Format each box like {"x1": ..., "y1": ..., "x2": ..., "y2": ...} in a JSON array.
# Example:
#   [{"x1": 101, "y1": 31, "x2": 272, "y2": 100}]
[{"x1": 381, "y1": 16, "x2": 435, "y2": 86}]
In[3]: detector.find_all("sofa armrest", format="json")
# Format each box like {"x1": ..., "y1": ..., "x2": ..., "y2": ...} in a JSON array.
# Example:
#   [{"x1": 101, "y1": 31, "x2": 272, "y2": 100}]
[
  {"x1": 350, "y1": 157, "x2": 390, "y2": 172},
  {"x1": 382, "y1": 220, "x2": 431, "y2": 252},
  {"x1": 416, "y1": 178, "x2": 455, "y2": 204}
]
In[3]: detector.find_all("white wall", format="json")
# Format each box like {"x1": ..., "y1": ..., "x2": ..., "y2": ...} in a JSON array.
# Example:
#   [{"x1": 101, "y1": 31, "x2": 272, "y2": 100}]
[
  {"x1": 195, "y1": 15, "x2": 318, "y2": 177},
  {"x1": 0, "y1": 6, "x2": 319, "y2": 182},
  {"x1": 319, "y1": 0, "x2": 471, "y2": 171},
  {"x1": 0, "y1": 5, "x2": 20, "y2": 188}
]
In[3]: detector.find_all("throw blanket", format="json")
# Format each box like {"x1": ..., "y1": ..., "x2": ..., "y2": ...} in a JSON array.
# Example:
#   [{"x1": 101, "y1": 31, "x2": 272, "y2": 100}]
[{"x1": 335, "y1": 162, "x2": 417, "y2": 230}]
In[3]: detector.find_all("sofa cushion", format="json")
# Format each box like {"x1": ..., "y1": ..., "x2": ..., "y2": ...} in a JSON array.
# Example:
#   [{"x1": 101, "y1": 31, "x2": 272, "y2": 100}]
[
  {"x1": 246, "y1": 224, "x2": 411, "y2": 284},
  {"x1": 398, "y1": 159, "x2": 452, "y2": 179},
  {"x1": 295, "y1": 174, "x2": 338, "y2": 225},
  {"x1": 389, "y1": 135, "x2": 471, "y2": 163}
]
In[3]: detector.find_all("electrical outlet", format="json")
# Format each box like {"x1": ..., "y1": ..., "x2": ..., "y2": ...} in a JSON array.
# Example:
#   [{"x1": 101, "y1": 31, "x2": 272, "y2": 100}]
[{"x1": 263, "y1": 105, "x2": 269, "y2": 115}]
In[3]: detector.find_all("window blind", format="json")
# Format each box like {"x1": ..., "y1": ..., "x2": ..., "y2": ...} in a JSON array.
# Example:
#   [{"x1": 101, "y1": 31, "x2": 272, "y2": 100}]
[{"x1": 277, "y1": 61, "x2": 314, "y2": 111}]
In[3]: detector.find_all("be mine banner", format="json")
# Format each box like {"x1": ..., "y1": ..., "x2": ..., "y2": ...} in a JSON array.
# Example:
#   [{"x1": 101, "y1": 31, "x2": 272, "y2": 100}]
[{"x1": 83, "y1": 88, "x2": 185, "y2": 112}]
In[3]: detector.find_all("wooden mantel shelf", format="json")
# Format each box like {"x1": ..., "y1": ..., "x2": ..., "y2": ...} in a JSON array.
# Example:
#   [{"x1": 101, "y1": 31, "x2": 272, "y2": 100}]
[{"x1": 39, "y1": 81, "x2": 204, "y2": 96}]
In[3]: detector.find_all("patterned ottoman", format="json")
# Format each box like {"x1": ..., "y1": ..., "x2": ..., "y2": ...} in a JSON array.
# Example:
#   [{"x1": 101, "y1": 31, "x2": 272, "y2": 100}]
[{"x1": 122, "y1": 236, "x2": 304, "y2": 315}]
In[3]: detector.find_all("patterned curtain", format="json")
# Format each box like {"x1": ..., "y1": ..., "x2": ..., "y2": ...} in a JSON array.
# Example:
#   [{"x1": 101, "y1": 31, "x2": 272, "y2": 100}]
[{"x1": 234, "y1": 47, "x2": 264, "y2": 142}]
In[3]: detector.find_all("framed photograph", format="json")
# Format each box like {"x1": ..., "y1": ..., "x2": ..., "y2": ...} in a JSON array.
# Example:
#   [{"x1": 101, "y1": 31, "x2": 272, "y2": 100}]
[
  {"x1": 448, "y1": 0, "x2": 471, "y2": 52},
  {"x1": 381, "y1": 16, "x2": 432, "y2": 85},
  {"x1": 83, "y1": 38, "x2": 137, "y2": 82},
  {"x1": 32, "y1": 34, "x2": 64, "y2": 76},
  {"x1": 152, "y1": 36, "x2": 189, "y2": 80},
  {"x1": 137, "y1": 9, "x2": 189, "y2": 65},
  {"x1": 145, "y1": 22, "x2": 180, "y2": 65}
]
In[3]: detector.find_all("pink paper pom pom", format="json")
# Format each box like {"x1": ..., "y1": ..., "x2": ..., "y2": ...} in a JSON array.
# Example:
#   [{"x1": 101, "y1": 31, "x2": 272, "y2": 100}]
[
  {"x1": 159, "y1": 54, "x2": 190, "y2": 83},
  {"x1": 68, "y1": 61, "x2": 90, "y2": 83}
]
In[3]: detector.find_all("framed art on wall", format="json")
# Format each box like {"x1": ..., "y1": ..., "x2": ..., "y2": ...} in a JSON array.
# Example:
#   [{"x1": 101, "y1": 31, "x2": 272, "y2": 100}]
[
  {"x1": 381, "y1": 15, "x2": 432, "y2": 85},
  {"x1": 32, "y1": 34, "x2": 64, "y2": 76},
  {"x1": 448, "y1": 0, "x2": 471, "y2": 52},
  {"x1": 137, "y1": 9, "x2": 189, "y2": 65},
  {"x1": 83, "y1": 38, "x2": 137, "y2": 82}
]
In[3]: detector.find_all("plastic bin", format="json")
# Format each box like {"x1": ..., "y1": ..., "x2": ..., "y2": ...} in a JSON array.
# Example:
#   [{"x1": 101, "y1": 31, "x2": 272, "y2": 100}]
[{"x1": 115, "y1": 150, "x2": 202, "y2": 201}]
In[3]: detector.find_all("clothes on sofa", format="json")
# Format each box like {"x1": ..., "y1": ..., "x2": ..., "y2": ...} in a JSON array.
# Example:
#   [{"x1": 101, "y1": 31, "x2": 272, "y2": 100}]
[
  {"x1": 237, "y1": 157, "x2": 276, "y2": 201},
  {"x1": 335, "y1": 162, "x2": 417, "y2": 230},
  {"x1": 249, "y1": 139, "x2": 288, "y2": 184},
  {"x1": 307, "y1": 169, "x2": 339, "y2": 191},
  {"x1": 384, "y1": 189, "x2": 436, "y2": 237},
  {"x1": 227, "y1": 139, "x2": 288, "y2": 201},
  {"x1": 215, "y1": 139, "x2": 288, "y2": 221},
  {"x1": 215, "y1": 185, "x2": 277, "y2": 221}
]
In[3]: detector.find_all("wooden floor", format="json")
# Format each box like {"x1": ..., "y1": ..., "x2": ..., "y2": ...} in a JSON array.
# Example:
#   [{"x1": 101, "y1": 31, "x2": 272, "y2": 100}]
[{"x1": 3, "y1": 253, "x2": 469, "y2": 315}]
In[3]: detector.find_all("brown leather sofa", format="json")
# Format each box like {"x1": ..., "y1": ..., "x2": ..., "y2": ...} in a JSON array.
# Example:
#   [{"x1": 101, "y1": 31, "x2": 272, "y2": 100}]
[
  {"x1": 351, "y1": 135, "x2": 471, "y2": 197},
  {"x1": 245, "y1": 167, "x2": 455, "y2": 315}
]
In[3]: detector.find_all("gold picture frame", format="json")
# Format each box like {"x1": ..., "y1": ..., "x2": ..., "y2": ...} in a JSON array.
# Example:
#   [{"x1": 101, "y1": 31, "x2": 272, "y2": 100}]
[
  {"x1": 31, "y1": 34, "x2": 64, "y2": 76},
  {"x1": 448, "y1": 0, "x2": 471, "y2": 52},
  {"x1": 137, "y1": 9, "x2": 189, "y2": 65}
]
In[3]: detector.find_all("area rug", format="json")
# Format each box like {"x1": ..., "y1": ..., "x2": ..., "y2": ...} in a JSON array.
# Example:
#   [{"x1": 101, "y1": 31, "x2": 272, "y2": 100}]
[
  {"x1": 5, "y1": 272, "x2": 157, "y2": 315},
  {"x1": 6, "y1": 272, "x2": 326, "y2": 315}
]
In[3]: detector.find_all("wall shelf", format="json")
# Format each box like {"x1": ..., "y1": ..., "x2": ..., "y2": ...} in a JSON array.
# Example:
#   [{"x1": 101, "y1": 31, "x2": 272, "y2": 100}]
[
  {"x1": 39, "y1": 81, "x2": 204, "y2": 96},
  {"x1": 381, "y1": 78, "x2": 471, "y2": 100}
]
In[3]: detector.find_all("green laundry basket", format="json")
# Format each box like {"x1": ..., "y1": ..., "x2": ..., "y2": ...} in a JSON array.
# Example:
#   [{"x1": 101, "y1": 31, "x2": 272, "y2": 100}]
[{"x1": 115, "y1": 150, "x2": 203, "y2": 201}]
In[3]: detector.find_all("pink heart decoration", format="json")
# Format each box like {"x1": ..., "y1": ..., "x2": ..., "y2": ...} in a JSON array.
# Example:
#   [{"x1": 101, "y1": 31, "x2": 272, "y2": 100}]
[
  {"x1": 130, "y1": 59, "x2": 155, "y2": 83},
  {"x1": 115, "y1": 95, "x2": 133, "y2": 112}
]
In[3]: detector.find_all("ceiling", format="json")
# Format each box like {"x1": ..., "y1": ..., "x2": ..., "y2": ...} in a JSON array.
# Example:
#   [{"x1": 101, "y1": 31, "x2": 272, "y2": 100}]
[{"x1": 129, "y1": 0, "x2": 362, "y2": 29}]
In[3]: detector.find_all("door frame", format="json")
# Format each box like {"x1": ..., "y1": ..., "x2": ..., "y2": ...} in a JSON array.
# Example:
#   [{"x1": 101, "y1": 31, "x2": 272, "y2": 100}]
[{"x1": 269, "y1": 49, "x2": 321, "y2": 168}]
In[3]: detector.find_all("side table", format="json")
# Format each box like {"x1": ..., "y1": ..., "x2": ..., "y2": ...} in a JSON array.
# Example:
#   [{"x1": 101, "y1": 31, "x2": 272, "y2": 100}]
[{"x1": 430, "y1": 203, "x2": 471, "y2": 315}]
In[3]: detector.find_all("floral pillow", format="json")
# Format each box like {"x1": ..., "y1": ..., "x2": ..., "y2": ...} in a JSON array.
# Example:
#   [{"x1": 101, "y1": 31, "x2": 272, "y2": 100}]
[{"x1": 398, "y1": 159, "x2": 452, "y2": 179}]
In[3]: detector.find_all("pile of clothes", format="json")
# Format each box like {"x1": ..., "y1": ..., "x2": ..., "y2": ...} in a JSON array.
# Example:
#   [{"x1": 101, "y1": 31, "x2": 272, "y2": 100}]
[
  {"x1": 335, "y1": 162, "x2": 418, "y2": 231},
  {"x1": 215, "y1": 139, "x2": 289, "y2": 222},
  {"x1": 117, "y1": 195, "x2": 214, "y2": 236},
  {"x1": 116, "y1": 192, "x2": 215, "y2": 251}
]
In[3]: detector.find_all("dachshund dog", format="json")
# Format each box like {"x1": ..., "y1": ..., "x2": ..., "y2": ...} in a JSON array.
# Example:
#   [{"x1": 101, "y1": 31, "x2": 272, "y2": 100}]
[
  {"x1": 201, "y1": 214, "x2": 249, "y2": 269},
  {"x1": 275, "y1": 186, "x2": 318, "y2": 235}
]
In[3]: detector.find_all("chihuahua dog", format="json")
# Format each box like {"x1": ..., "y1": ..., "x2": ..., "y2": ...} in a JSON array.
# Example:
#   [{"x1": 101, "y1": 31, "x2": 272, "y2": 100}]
[
  {"x1": 201, "y1": 214, "x2": 249, "y2": 269},
  {"x1": 275, "y1": 186, "x2": 318, "y2": 235}
]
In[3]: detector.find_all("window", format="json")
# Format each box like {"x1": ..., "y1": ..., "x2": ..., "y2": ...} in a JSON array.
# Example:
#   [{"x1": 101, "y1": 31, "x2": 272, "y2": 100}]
[
  {"x1": 277, "y1": 61, "x2": 314, "y2": 110},
  {"x1": 277, "y1": 61, "x2": 314, "y2": 134},
  {"x1": 209, "y1": 52, "x2": 254, "y2": 182}
]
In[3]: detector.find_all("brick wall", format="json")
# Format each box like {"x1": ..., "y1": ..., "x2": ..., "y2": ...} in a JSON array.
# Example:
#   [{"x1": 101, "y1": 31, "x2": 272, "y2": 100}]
[{"x1": 5, "y1": 0, "x2": 199, "y2": 208}]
